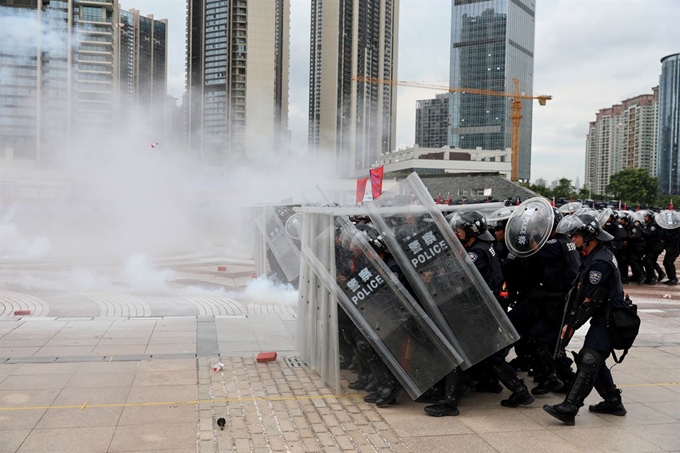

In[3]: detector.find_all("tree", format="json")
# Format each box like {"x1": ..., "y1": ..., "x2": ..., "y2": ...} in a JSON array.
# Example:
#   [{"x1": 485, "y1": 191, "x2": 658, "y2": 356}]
[
  {"x1": 552, "y1": 178, "x2": 575, "y2": 200},
  {"x1": 606, "y1": 168, "x2": 658, "y2": 205}
]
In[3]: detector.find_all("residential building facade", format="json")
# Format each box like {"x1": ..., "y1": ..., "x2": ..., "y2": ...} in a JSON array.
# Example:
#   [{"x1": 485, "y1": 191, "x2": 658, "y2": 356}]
[
  {"x1": 185, "y1": 0, "x2": 290, "y2": 163},
  {"x1": 448, "y1": 0, "x2": 536, "y2": 181},
  {"x1": 585, "y1": 90, "x2": 659, "y2": 196},
  {"x1": 415, "y1": 93, "x2": 449, "y2": 149},
  {"x1": 657, "y1": 53, "x2": 680, "y2": 195},
  {"x1": 0, "y1": 0, "x2": 168, "y2": 164},
  {"x1": 308, "y1": 0, "x2": 399, "y2": 177},
  {"x1": 118, "y1": 8, "x2": 168, "y2": 136}
]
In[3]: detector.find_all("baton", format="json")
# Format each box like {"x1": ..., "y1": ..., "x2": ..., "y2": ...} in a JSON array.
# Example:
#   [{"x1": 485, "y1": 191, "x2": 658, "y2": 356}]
[{"x1": 553, "y1": 273, "x2": 580, "y2": 360}]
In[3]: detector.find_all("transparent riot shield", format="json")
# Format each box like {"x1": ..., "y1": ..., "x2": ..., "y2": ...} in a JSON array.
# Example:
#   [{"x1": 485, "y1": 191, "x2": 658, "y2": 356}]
[
  {"x1": 505, "y1": 197, "x2": 555, "y2": 258},
  {"x1": 285, "y1": 213, "x2": 304, "y2": 241},
  {"x1": 364, "y1": 173, "x2": 520, "y2": 368},
  {"x1": 559, "y1": 201, "x2": 583, "y2": 214},
  {"x1": 256, "y1": 206, "x2": 301, "y2": 283},
  {"x1": 656, "y1": 210, "x2": 680, "y2": 229},
  {"x1": 486, "y1": 206, "x2": 516, "y2": 229},
  {"x1": 301, "y1": 217, "x2": 462, "y2": 399}
]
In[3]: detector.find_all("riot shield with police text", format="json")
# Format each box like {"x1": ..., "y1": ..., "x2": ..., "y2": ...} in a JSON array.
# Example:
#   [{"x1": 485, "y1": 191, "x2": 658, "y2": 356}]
[
  {"x1": 301, "y1": 216, "x2": 462, "y2": 398},
  {"x1": 505, "y1": 197, "x2": 554, "y2": 258},
  {"x1": 256, "y1": 206, "x2": 301, "y2": 283},
  {"x1": 364, "y1": 173, "x2": 519, "y2": 368},
  {"x1": 656, "y1": 210, "x2": 680, "y2": 229}
]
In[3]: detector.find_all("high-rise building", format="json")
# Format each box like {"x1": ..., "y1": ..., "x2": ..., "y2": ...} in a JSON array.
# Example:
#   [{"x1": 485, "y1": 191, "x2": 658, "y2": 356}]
[
  {"x1": 308, "y1": 0, "x2": 399, "y2": 177},
  {"x1": 0, "y1": 0, "x2": 168, "y2": 163},
  {"x1": 415, "y1": 93, "x2": 449, "y2": 149},
  {"x1": 117, "y1": 8, "x2": 168, "y2": 136},
  {"x1": 585, "y1": 90, "x2": 659, "y2": 196},
  {"x1": 186, "y1": 0, "x2": 290, "y2": 163},
  {"x1": 657, "y1": 53, "x2": 680, "y2": 195},
  {"x1": 534, "y1": 177, "x2": 546, "y2": 188},
  {"x1": 448, "y1": 0, "x2": 535, "y2": 181}
]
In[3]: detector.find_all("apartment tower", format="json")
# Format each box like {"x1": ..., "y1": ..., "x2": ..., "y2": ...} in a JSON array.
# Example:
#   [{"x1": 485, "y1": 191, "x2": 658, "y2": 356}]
[
  {"x1": 185, "y1": 0, "x2": 290, "y2": 163},
  {"x1": 308, "y1": 0, "x2": 399, "y2": 177},
  {"x1": 0, "y1": 0, "x2": 168, "y2": 162},
  {"x1": 585, "y1": 90, "x2": 659, "y2": 196}
]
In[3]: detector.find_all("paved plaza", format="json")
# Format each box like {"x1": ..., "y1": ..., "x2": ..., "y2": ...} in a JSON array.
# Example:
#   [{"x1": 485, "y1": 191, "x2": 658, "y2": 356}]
[{"x1": 0, "y1": 252, "x2": 679, "y2": 452}]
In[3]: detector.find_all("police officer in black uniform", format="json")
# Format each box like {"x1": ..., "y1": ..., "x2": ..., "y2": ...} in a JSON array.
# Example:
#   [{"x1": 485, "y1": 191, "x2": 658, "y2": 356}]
[
  {"x1": 523, "y1": 207, "x2": 581, "y2": 395},
  {"x1": 642, "y1": 211, "x2": 665, "y2": 284},
  {"x1": 544, "y1": 212, "x2": 628, "y2": 426},
  {"x1": 604, "y1": 212, "x2": 629, "y2": 283},
  {"x1": 622, "y1": 213, "x2": 646, "y2": 284},
  {"x1": 425, "y1": 211, "x2": 534, "y2": 417},
  {"x1": 662, "y1": 224, "x2": 680, "y2": 285}
]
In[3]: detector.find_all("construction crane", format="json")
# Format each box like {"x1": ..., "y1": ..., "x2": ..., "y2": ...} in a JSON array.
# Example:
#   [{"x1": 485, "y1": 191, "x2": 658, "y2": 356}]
[{"x1": 352, "y1": 76, "x2": 552, "y2": 181}]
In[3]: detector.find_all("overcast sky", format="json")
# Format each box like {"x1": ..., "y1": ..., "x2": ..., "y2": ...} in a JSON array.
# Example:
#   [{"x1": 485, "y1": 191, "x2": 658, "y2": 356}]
[{"x1": 125, "y1": 0, "x2": 680, "y2": 185}]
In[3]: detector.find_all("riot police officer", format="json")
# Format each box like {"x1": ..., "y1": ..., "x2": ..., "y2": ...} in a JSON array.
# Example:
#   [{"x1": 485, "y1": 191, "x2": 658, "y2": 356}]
[
  {"x1": 523, "y1": 207, "x2": 581, "y2": 395},
  {"x1": 603, "y1": 212, "x2": 628, "y2": 283},
  {"x1": 544, "y1": 213, "x2": 627, "y2": 426},
  {"x1": 425, "y1": 212, "x2": 533, "y2": 417},
  {"x1": 642, "y1": 211, "x2": 665, "y2": 284}
]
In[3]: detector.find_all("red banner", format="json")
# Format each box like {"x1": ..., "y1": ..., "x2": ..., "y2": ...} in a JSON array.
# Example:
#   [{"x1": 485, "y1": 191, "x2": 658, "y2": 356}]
[
  {"x1": 356, "y1": 177, "x2": 368, "y2": 204},
  {"x1": 370, "y1": 166, "x2": 384, "y2": 200}
]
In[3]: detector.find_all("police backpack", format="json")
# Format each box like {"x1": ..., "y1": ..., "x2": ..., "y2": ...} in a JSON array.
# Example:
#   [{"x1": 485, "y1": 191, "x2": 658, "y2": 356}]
[{"x1": 608, "y1": 295, "x2": 641, "y2": 363}]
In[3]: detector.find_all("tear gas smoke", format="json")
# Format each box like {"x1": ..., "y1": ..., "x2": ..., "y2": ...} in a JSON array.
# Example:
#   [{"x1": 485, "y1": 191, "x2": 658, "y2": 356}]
[{"x1": 0, "y1": 10, "x2": 336, "y2": 307}]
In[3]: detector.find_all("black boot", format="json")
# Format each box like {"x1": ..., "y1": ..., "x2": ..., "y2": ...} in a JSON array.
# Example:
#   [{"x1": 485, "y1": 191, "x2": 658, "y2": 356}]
[
  {"x1": 356, "y1": 339, "x2": 403, "y2": 407},
  {"x1": 589, "y1": 385, "x2": 627, "y2": 416},
  {"x1": 532, "y1": 373, "x2": 564, "y2": 396},
  {"x1": 425, "y1": 368, "x2": 464, "y2": 416},
  {"x1": 529, "y1": 345, "x2": 564, "y2": 396},
  {"x1": 657, "y1": 266, "x2": 666, "y2": 282},
  {"x1": 544, "y1": 348, "x2": 598, "y2": 426},
  {"x1": 664, "y1": 278, "x2": 678, "y2": 286},
  {"x1": 489, "y1": 362, "x2": 534, "y2": 407}
]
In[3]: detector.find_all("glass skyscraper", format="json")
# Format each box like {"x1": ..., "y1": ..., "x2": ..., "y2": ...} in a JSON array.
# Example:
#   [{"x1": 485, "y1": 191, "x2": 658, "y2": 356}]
[
  {"x1": 448, "y1": 0, "x2": 535, "y2": 180},
  {"x1": 657, "y1": 53, "x2": 680, "y2": 195}
]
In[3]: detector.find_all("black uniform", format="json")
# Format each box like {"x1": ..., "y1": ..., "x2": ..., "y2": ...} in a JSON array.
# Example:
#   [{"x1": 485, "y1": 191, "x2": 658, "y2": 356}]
[
  {"x1": 624, "y1": 221, "x2": 646, "y2": 283},
  {"x1": 643, "y1": 220, "x2": 664, "y2": 283},
  {"x1": 604, "y1": 219, "x2": 628, "y2": 282},
  {"x1": 544, "y1": 243, "x2": 627, "y2": 425}
]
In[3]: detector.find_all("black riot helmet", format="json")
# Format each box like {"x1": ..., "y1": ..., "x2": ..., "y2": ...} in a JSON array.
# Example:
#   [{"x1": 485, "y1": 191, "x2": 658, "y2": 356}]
[
  {"x1": 366, "y1": 228, "x2": 388, "y2": 254},
  {"x1": 552, "y1": 207, "x2": 564, "y2": 231},
  {"x1": 450, "y1": 210, "x2": 495, "y2": 241},
  {"x1": 556, "y1": 212, "x2": 614, "y2": 243}
]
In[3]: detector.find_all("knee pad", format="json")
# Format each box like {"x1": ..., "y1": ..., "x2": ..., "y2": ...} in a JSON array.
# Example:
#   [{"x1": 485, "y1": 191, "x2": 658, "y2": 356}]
[{"x1": 576, "y1": 348, "x2": 601, "y2": 373}]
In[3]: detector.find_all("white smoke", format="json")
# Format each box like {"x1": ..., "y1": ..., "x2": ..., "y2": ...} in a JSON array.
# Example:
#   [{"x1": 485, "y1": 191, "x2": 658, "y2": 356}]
[{"x1": 242, "y1": 276, "x2": 298, "y2": 307}]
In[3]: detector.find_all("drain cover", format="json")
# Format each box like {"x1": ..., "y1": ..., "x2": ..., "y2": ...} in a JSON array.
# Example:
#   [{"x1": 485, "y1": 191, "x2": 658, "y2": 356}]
[{"x1": 284, "y1": 357, "x2": 308, "y2": 368}]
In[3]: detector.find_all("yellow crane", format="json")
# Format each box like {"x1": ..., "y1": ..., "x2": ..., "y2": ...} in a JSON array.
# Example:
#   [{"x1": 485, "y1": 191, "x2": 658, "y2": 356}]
[{"x1": 352, "y1": 76, "x2": 552, "y2": 181}]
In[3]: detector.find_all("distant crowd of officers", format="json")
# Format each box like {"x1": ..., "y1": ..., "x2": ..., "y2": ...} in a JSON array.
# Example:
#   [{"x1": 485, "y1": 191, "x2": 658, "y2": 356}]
[{"x1": 334, "y1": 202, "x2": 678, "y2": 426}]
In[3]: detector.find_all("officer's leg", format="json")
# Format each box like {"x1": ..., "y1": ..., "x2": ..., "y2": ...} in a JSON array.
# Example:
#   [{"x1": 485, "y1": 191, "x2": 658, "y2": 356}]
[
  {"x1": 484, "y1": 351, "x2": 534, "y2": 407},
  {"x1": 424, "y1": 366, "x2": 465, "y2": 417},
  {"x1": 355, "y1": 335, "x2": 403, "y2": 407},
  {"x1": 590, "y1": 364, "x2": 627, "y2": 416},
  {"x1": 344, "y1": 326, "x2": 373, "y2": 390},
  {"x1": 543, "y1": 347, "x2": 600, "y2": 425},
  {"x1": 525, "y1": 323, "x2": 563, "y2": 395},
  {"x1": 629, "y1": 250, "x2": 645, "y2": 284},
  {"x1": 663, "y1": 247, "x2": 679, "y2": 285},
  {"x1": 655, "y1": 261, "x2": 666, "y2": 282},
  {"x1": 614, "y1": 249, "x2": 628, "y2": 283},
  {"x1": 644, "y1": 251, "x2": 660, "y2": 284}
]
